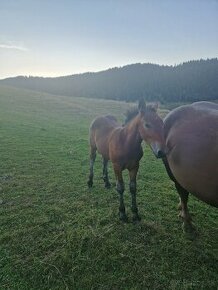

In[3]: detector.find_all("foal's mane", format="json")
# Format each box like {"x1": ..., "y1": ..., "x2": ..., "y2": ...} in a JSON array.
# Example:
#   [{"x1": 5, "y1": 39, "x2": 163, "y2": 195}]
[
  {"x1": 124, "y1": 107, "x2": 139, "y2": 125},
  {"x1": 124, "y1": 103, "x2": 157, "y2": 125}
]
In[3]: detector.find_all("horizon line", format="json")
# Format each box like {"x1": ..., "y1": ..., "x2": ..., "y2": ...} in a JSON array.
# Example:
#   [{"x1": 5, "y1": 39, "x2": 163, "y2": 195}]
[{"x1": 1, "y1": 57, "x2": 217, "y2": 81}]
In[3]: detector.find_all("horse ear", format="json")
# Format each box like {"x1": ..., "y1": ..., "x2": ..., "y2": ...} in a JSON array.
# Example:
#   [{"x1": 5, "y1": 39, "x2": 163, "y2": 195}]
[
  {"x1": 138, "y1": 98, "x2": 146, "y2": 113},
  {"x1": 147, "y1": 102, "x2": 159, "y2": 112},
  {"x1": 152, "y1": 102, "x2": 158, "y2": 112}
]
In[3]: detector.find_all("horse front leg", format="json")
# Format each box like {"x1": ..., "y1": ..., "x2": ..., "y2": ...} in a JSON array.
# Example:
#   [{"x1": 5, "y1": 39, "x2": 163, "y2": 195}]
[
  {"x1": 87, "y1": 146, "x2": 96, "y2": 188},
  {"x1": 129, "y1": 165, "x2": 141, "y2": 222},
  {"x1": 175, "y1": 183, "x2": 192, "y2": 223},
  {"x1": 174, "y1": 182, "x2": 196, "y2": 234},
  {"x1": 102, "y1": 158, "x2": 111, "y2": 188},
  {"x1": 113, "y1": 163, "x2": 127, "y2": 222},
  {"x1": 162, "y1": 157, "x2": 193, "y2": 231}
]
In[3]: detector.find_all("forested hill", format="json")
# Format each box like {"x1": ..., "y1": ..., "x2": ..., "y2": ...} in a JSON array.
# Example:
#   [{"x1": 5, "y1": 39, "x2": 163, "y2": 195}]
[{"x1": 1, "y1": 58, "x2": 218, "y2": 103}]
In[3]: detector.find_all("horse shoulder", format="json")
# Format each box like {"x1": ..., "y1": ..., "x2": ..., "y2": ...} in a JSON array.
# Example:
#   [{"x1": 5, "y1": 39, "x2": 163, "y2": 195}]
[
  {"x1": 164, "y1": 106, "x2": 193, "y2": 140},
  {"x1": 109, "y1": 127, "x2": 143, "y2": 166}
]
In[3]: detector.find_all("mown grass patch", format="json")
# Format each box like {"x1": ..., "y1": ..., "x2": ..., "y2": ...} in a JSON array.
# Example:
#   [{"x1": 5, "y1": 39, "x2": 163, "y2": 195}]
[{"x1": 0, "y1": 85, "x2": 217, "y2": 289}]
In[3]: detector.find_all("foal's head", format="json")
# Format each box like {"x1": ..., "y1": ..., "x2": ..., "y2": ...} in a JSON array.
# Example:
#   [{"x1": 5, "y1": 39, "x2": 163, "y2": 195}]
[{"x1": 136, "y1": 99, "x2": 166, "y2": 158}]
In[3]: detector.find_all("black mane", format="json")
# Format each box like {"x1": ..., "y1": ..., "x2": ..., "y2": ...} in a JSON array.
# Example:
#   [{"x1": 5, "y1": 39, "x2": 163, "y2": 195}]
[
  {"x1": 124, "y1": 103, "x2": 158, "y2": 125},
  {"x1": 124, "y1": 107, "x2": 139, "y2": 124}
]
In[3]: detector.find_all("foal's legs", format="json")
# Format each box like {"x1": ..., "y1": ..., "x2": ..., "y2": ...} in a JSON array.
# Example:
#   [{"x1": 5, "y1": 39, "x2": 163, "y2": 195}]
[
  {"x1": 113, "y1": 163, "x2": 127, "y2": 222},
  {"x1": 129, "y1": 165, "x2": 141, "y2": 222},
  {"x1": 102, "y1": 158, "x2": 111, "y2": 188},
  {"x1": 87, "y1": 145, "x2": 96, "y2": 188}
]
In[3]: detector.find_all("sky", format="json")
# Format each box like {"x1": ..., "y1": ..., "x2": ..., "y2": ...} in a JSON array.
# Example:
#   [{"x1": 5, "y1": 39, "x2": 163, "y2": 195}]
[{"x1": 0, "y1": 0, "x2": 218, "y2": 79}]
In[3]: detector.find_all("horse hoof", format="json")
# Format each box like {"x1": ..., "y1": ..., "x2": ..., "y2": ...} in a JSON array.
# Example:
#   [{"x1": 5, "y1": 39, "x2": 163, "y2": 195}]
[
  {"x1": 119, "y1": 213, "x2": 128, "y2": 223},
  {"x1": 182, "y1": 222, "x2": 198, "y2": 239},
  {"x1": 132, "y1": 214, "x2": 141, "y2": 223},
  {"x1": 178, "y1": 202, "x2": 182, "y2": 210},
  {"x1": 182, "y1": 221, "x2": 194, "y2": 232},
  {"x1": 178, "y1": 211, "x2": 192, "y2": 222},
  {"x1": 87, "y1": 180, "x2": 93, "y2": 188},
  {"x1": 105, "y1": 182, "x2": 111, "y2": 189}
]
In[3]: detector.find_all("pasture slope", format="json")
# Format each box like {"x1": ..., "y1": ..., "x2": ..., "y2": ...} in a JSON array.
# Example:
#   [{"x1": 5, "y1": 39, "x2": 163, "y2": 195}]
[{"x1": 0, "y1": 85, "x2": 217, "y2": 290}]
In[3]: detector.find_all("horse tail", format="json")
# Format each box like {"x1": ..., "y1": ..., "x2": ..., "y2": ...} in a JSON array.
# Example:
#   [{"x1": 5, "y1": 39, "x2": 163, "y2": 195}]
[{"x1": 89, "y1": 123, "x2": 97, "y2": 158}]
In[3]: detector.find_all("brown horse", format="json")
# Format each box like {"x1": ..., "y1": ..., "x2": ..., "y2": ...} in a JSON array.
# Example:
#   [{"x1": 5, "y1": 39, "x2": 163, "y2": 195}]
[
  {"x1": 87, "y1": 99, "x2": 166, "y2": 222},
  {"x1": 163, "y1": 101, "x2": 218, "y2": 229}
]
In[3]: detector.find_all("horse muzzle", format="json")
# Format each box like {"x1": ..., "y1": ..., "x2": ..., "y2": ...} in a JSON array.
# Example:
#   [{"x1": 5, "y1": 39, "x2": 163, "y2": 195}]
[{"x1": 150, "y1": 142, "x2": 166, "y2": 158}]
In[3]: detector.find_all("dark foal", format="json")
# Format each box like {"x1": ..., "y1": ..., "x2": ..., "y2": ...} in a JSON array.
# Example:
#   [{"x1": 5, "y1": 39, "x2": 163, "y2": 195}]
[{"x1": 88, "y1": 99, "x2": 166, "y2": 221}]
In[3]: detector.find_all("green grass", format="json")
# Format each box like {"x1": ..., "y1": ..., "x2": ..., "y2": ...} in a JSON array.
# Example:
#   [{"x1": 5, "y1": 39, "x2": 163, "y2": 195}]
[{"x1": 0, "y1": 85, "x2": 217, "y2": 290}]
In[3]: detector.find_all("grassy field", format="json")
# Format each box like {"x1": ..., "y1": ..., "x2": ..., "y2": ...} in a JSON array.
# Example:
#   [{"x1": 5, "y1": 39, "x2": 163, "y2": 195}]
[{"x1": 0, "y1": 85, "x2": 217, "y2": 290}]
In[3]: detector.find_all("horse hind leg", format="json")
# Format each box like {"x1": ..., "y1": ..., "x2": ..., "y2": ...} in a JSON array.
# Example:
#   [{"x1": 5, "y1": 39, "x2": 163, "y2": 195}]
[
  {"x1": 87, "y1": 141, "x2": 96, "y2": 188},
  {"x1": 102, "y1": 158, "x2": 111, "y2": 188}
]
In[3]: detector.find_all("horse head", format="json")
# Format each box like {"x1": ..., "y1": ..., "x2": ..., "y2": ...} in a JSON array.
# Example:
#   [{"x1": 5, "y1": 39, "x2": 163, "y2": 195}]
[{"x1": 137, "y1": 99, "x2": 166, "y2": 158}]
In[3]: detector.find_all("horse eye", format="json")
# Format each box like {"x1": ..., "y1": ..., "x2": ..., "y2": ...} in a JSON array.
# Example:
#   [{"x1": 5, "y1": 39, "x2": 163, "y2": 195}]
[{"x1": 145, "y1": 123, "x2": 151, "y2": 129}]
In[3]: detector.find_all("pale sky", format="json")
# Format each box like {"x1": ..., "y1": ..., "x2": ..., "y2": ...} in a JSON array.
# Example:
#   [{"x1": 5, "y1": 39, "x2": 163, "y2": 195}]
[{"x1": 0, "y1": 0, "x2": 218, "y2": 79}]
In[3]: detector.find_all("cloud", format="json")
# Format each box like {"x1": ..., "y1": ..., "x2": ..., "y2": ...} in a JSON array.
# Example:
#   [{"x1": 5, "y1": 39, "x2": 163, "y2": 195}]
[{"x1": 0, "y1": 43, "x2": 28, "y2": 51}]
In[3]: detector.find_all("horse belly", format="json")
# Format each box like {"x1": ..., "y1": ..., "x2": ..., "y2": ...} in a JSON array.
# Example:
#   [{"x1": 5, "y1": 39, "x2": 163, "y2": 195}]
[
  {"x1": 168, "y1": 144, "x2": 218, "y2": 207},
  {"x1": 96, "y1": 138, "x2": 110, "y2": 160},
  {"x1": 93, "y1": 126, "x2": 116, "y2": 160}
]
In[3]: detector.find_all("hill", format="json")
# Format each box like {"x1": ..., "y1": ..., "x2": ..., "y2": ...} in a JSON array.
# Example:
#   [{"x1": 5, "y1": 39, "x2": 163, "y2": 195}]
[{"x1": 1, "y1": 58, "x2": 218, "y2": 103}]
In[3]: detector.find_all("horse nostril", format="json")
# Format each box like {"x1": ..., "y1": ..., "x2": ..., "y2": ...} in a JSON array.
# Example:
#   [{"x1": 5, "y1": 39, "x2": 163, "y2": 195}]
[{"x1": 157, "y1": 150, "x2": 165, "y2": 158}]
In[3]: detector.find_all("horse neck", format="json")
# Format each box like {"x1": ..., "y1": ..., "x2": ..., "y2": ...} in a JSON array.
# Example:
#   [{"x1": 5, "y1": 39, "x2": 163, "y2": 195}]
[{"x1": 123, "y1": 116, "x2": 142, "y2": 147}]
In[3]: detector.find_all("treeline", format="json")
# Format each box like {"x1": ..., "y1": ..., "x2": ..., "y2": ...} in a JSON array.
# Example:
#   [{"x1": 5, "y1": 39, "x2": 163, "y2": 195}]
[{"x1": 1, "y1": 58, "x2": 218, "y2": 103}]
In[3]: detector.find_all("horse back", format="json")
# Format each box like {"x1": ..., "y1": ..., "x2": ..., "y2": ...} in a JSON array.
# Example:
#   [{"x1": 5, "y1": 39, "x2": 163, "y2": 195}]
[
  {"x1": 191, "y1": 101, "x2": 218, "y2": 111},
  {"x1": 89, "y1": 115, "x2": 120, "y2": 159},
  {"x1": 164, "y1": 102, "x2": 218, "y2": 141}
]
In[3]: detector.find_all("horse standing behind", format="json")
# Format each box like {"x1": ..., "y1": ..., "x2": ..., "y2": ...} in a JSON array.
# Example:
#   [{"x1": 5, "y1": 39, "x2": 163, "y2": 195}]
[
  {"x1": 163, "y1": 101, "x2": 218, "y2": 230},
  {"x1": 87, "y1": 99, "x2": 166, "y2": 222}
]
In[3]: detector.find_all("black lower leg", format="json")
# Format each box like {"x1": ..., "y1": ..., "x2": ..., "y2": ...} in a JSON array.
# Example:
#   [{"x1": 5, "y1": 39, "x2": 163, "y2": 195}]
[
  {"x1": 87, "y1": 151, "x2": 96, "y2": 188},
  {"x1": 117, "y1": 181, "x2": 127, "y2": 222},
  {"x1": 175, "y1": 182, "x2": 191, "y2": 223},
  {"x1": 102, "y1": 158, "x2": 111, "y2": 188},
  {"x1": 162, "y1": 158, "x2": 193, "y2": 232},
  {"x1": 176, "y1": 184, "x2": 195, "y2": 234},
  {"x1": 130, "y1": 181, "x2": 141, "y2": 221},
  {"x1": 129, "y1": 166, "x2": 140, "y2": 222}
]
